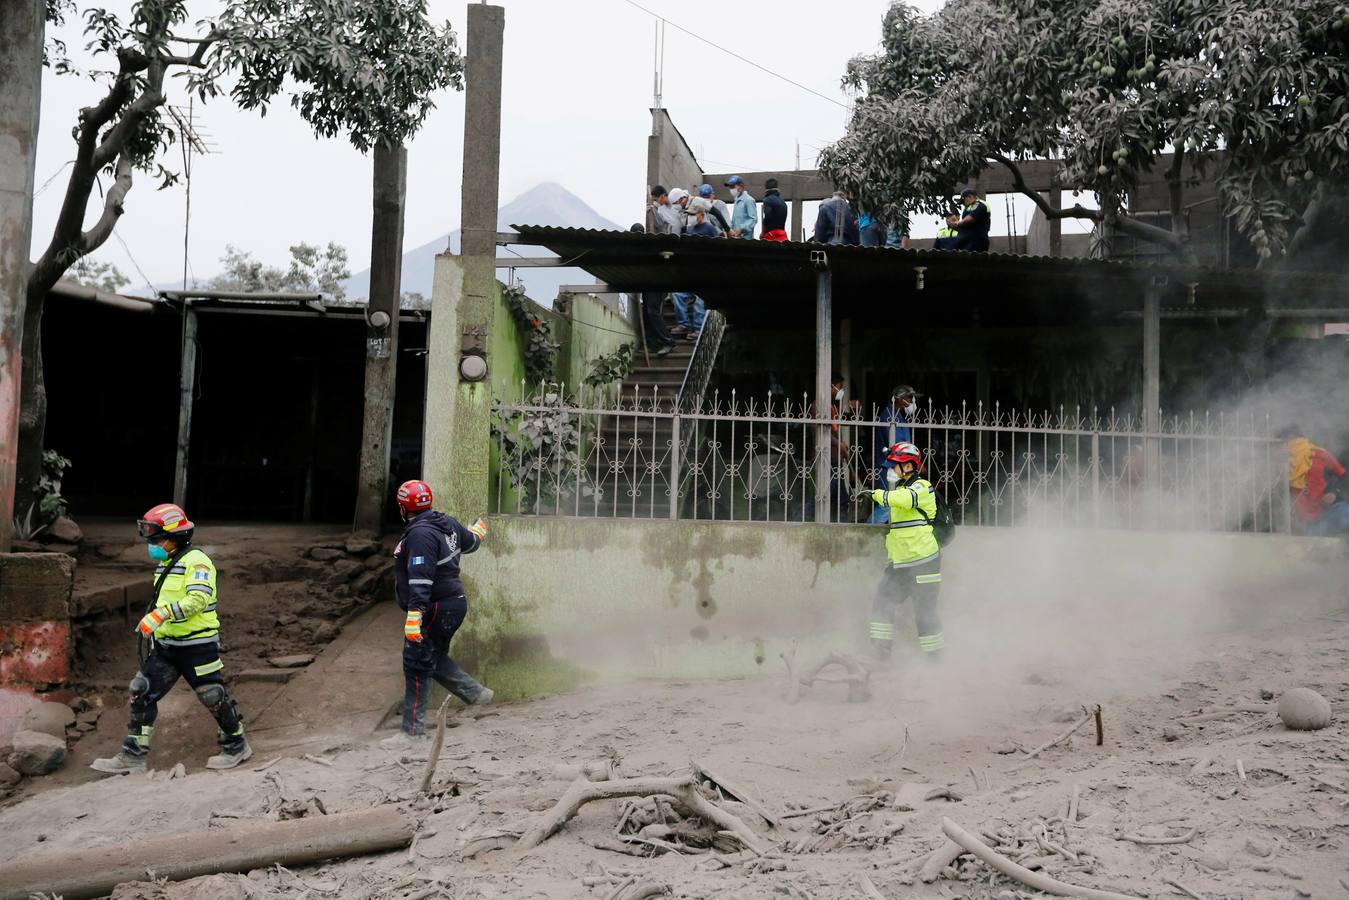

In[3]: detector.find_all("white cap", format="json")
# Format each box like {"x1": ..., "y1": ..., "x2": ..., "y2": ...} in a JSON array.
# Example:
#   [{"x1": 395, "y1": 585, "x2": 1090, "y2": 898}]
[{"x1": 668, "y1": 188, "x2": 690, "y2": 204}]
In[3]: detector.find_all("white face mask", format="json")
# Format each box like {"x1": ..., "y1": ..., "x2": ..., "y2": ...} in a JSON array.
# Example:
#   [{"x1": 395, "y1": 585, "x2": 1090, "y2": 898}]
[
  {"x1": 904, "y1": 400, "x2": 918, "y2": 416},
  {"x1": 835, "y1": 388, "x2": 845, "y2": 403},
  {"x1": 886, "y1": 468, "x2": 901, "y2": 487}
]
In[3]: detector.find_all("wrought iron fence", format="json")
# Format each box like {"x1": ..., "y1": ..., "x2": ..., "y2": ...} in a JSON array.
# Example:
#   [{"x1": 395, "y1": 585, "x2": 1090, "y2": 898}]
[{"x1": 491, "y1": 387, "x2": 1293, "y2": 535}]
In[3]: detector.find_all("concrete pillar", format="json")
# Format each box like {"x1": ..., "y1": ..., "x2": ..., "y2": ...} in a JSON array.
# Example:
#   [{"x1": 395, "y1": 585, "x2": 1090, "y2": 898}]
[
  {"x1": 792, "y1": 197, "x2": 805, "y2": 242},
  {"x1": 172, "y1": 304, "x2": 198, "y2": 508},
  {"x1": 354, "y1": 143, "x2": 408, "y2": 533},
  {"x1": 424, "y1": 3, "x2": 504, "y2": 519},
  {"x1": 814, "y1": 267, "x2": 833, "y2": 523}
]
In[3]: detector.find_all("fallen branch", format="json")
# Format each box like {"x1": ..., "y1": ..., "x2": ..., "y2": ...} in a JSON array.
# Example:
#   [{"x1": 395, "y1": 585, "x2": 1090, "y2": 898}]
[
  {"x1": 690, "y1": 760, "x2": 781, "y2": 828},
  {"x1": 918, "y1": 839, "x2": 967, "y2": 883},
  {"x1": 1178, "y1": 704, "x2": 1270, "y2": 725},
  {"x1": 795, "y1": 652, "x2": 872, "y2": 703},
  {"x1": 1023, "y1": 708, "x2": 1097, "y2": 761},
  {"x1": 1114, "y1": 827, "x2": 1198, "y2": 846},
  {"x1": 617, "y1": 882, "x2": 670, "y2": 900},
  {"x1": 942, "y1": 818, "x2": 1139, "y2": 900},
  {"x1": 581, "y1": 836, "x2": 651, "y2": 858},
  {"x1": 1163, "y1": 877, "x2": 1207, "y2": 899},
  {"x1": 517, "y1": 774, "x2": 767, "y2": 854},
  {"x1": 419, "y1": 695, "x2": 456, "y2": 795},
  {"x1": 858, "y1": 873, "x2": 886, "y2": 900},
  {"x1": 0, "y1": 806, "x2": 413, "y2": 900}
]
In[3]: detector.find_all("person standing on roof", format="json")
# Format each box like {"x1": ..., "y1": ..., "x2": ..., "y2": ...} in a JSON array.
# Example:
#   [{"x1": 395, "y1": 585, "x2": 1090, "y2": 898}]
[
  {"x1": 389, "y1": 480, "x2": 493, "y2": 744},
  {"x1": 933, "y1": 213, "x2": 961, "y2": 250},
  {"x1": 859, "y1": 207, "x2": 887, "y2": 247},
  {"x1": 954, "y1": 188, "x2": 991, "y2": 252},
  {"x1": 860, "y1": 442, "x2": 945, "y2": 661},
  {"x1": 761, "y1": 177, "x2": 789, "y2": 242},
  {"x1": 91, "y1": 504, "x2": 250, "y2": 774},
  {"x1": 725, "y1": 176, "x2": 758, "y2": 239},
  {"x1": 813, "y1": 191, "x2": 861, "y2": 245},
  {"x1": 692, "y1": 184, "x2": 732, "y2": 235},
  {"x1": 649, "y1": 185, "x2": 683, "y2": 236}
]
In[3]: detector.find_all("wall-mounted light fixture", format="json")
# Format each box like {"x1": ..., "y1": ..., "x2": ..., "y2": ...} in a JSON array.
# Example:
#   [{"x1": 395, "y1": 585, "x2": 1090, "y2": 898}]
[{"x1": 914, "y1": 266, "x2": 927, "y2": 291}]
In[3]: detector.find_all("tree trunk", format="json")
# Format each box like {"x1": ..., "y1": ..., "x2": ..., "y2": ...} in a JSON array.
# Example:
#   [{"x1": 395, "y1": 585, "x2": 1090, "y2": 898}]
[
  {"x1": 15, "y1": 290, "x2": 45, "y2": 520},
  {"x1": 353, "y1": 142, "x2": 408, "y2": 533},
  {"x1": 0, "y1": 0, "x2": 44, "y2": 549}
]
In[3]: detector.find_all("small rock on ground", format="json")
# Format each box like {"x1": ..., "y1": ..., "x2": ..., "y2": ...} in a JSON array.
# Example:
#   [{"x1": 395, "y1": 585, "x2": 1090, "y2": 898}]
[
  {"x1": 18, "y1": 701, "x2": 76, "y2": 738},
  {"x1": 0, "y1": 761, "x2": 20, "y2": 787},
  {"x1": 7, "y1": 730, "x2": 67, "y2": 776},
  {"x1": 309, "y1": 547, "x2": 345, "y2": 561},
  {"x1": 267, "y1": 654, "x2": 316, "y2": 668}
]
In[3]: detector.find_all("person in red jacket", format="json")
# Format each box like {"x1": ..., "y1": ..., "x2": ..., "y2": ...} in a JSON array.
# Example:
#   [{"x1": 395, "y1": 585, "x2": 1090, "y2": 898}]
[{"x1": 1282, "y1": 431, "x2": 1349, "y2": 537}]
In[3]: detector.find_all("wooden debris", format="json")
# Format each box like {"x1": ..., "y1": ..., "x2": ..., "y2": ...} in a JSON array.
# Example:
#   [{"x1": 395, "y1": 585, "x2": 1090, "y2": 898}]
[
  {"x1": 789, "y1": 651, "x2": 873, "y2": 703},
  {"x1": 303, "y1": 753, "x2": 334, "y2": 768},
  {"x1": 1023, "y1": 707, "x2": 1098, "y2": 761},
  {"x1": 690, "y1": 760, "x2": 781, "y2": 828},
  {"x1": 1114, "y1": 826, "x2": 1198, "y2": 846},
  {"x1": 516, "y1": 773, "x2": 768, "y2": 854},
  {"x1": 0, "y1": 806, "x2": 414, "y2": 900},
  {"x1": 858, "y1": 873, "x2": 886, "y2": 900},
  {"x1": 1163, "y1": 877, "x2": 1207, "y2": 899},
  {"x1": 1068, "y1": 784, "x2": 1081, "y2": 824},
  {"x1": 419, "y1": 695, "x2": 456, "y2": 795},
  {"x1": 941, "y1": 817, "x2": 1137, "y2": 900},
  {"x1": 918, "y1": 839, "x2": 967, "y2": 883}
]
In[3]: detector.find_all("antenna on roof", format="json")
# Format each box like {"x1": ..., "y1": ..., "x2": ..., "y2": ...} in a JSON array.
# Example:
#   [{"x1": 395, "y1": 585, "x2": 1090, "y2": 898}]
[
  {"x1": 652, "y1": 17, "x2": 665, "y2": 109},
  {"x1": 167, "y1": 97, "x2": 217, "y2": 291}
]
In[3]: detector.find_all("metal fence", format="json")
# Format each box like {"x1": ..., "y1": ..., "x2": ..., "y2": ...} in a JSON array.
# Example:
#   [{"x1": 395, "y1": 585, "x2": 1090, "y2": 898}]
[{"x1": 491, "y1": 388, "x2": 1293, "y2": 535}]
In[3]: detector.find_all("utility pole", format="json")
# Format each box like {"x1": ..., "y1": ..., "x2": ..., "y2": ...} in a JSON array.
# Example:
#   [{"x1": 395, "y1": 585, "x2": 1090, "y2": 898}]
[
  {"x1": 354, "y1": 142, "x2": 409, "y2": 533},
  {"x1": 0, "y1": 0, "x2": 44, "y2": 551}
]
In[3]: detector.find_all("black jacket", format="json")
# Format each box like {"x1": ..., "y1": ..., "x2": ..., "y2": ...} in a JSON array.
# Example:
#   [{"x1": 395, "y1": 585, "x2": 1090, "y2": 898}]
[
  {"x1": 394, "y1": 511, "x2": 481, "y2": 614},
  {"x1": 762, "y1": 189, "x2": 788, "y2": 232},
  {"x1": 813, "y1": 198, "x2": 860, "y2": 245}
]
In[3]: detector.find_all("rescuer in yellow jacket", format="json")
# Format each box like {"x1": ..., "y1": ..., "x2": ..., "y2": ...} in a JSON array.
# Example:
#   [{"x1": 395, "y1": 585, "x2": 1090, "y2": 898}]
[
  {"x1": 863, "y1": 441, "x2": 944, "y2": 659},
  {"x1": 91, "y1": 503, "x2": 250, "y2": 774}
]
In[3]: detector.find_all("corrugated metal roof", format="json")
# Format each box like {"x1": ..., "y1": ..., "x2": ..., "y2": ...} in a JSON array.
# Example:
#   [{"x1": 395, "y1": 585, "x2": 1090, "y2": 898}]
[{"x1": 511, "y1": 225, "x2": 1348, "y2": 326}]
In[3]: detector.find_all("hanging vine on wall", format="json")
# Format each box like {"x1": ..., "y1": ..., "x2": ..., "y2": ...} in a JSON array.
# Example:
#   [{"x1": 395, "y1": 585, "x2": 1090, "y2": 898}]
[
  {"x1": 583, "y1": 342, "x2": 636, "y2": 389},
  {"x1": 504, "y1": 282, "x2": 560, "y2": 386}
]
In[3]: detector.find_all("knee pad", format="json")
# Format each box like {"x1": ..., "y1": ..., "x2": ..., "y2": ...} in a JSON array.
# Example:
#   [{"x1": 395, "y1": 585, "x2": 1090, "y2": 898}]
[{"x1": 195, "y1": 683, "x2": 227, "y2": 708}]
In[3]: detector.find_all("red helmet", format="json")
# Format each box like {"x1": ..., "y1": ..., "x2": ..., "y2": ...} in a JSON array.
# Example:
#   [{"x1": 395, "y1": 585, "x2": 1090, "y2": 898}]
[
  {"x1": 138, "y1": 503, "x2": 194, "y2": 542},
  {"x1": 886, "y1": 441, "x2": 923, "y2": 470},
  {"x1": 396, "y1": 480, "x2": 434, "y2": 517}
]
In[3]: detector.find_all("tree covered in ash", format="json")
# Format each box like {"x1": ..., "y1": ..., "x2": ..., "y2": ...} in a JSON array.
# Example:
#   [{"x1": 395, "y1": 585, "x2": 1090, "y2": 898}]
[
  {"x1": 12, "y1": 0, "x2": 463, "y2": 515},
  {"x1": 819, "y1": 0, "x2": 1349, "y2": 264}
]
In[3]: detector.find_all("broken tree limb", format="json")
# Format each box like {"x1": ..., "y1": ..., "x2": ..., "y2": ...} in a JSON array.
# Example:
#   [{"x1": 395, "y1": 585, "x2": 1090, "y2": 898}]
[
  {"x1": 690, "y1": 760, "x2": 781, "y2": 829},
  {"x1": 1178, "y1": 704, "x2": 1271, "y2": 725},
  {"x1": 918, "y1": 839, "x2": 967, "y2": 883},
  {"x1": 796, "y1": 652, "x2": 872, "y2": 703},
  {"x1": 419, "y1": 694, "x2": 456, "y2": 795},
  {"x1": 1163, "y1": 877, "x2": 1206, "y2": 900},
  {"x1": 517, "y1": 774, "x2": 768, "y2": 855},
  {"x1": 941, "y1": 818, "x2": 1139, "y2": 900},
  {"x1": 1114, "y1": 827, "x2": 1198, "y2": 846},
  {"x1": 0, "y1": 805, "x2": 414, "y2": 900},
  {"x1": 1023, "y1": 708, "x2": 1096, "y2": 761},
  {"x1": 617, "y1": 882, "x2": 670, "y2": 900}
]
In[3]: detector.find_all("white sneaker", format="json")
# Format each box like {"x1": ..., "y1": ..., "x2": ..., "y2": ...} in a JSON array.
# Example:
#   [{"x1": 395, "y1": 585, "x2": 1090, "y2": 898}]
[
  {"x1": 90, "y1": 751, "x2": 147, "y2": 774},
  {"x1": 206, "y1": 742, "x2": 253, "y2": 770}
]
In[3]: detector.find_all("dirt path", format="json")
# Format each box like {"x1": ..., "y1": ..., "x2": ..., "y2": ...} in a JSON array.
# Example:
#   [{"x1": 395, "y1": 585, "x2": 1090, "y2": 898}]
[{"x1": 1, "y1": 568, "x2": 1345, "y2": 899}]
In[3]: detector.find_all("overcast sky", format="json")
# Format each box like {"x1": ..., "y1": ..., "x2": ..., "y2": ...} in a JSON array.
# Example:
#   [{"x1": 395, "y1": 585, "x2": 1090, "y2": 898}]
[{"x1": 31, "y1": 0, "x2": 1071, "y2": 292}]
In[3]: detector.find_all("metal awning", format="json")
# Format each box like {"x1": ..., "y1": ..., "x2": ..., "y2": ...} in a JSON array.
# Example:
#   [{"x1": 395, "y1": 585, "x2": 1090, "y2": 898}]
[{"x1": 511, "y1": 226, "x2": 1349, "y2": 326}]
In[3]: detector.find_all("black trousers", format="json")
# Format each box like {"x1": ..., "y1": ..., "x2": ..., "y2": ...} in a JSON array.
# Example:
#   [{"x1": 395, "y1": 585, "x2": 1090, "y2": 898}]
[
  {"x1": 124, "y1": 640, "x2": 244, "y2": 754},
  {"x1": 402, "y1": 596, "x2": 487, "y2": 734},
  {"x1": 869, "y1": 556, "x2": 944, "y2": 656},
  {"x1": 640, "y1": 292, "x2": 673, "y2": 348}
]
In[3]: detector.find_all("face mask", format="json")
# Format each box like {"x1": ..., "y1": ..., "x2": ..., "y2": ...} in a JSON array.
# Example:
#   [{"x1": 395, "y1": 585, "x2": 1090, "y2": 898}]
[
  {"x1": 904, "y1": 400, "x2": 918, "y2": 416},
  {"x1": 148, "y1": 544, "x2": 170, "y2": 561},
  {"x1": 886, "y1": 468, "x2": 901, "y2": 487},
  {"x1": 835, "y1": 388, "x2": 844, "y2": 403}
]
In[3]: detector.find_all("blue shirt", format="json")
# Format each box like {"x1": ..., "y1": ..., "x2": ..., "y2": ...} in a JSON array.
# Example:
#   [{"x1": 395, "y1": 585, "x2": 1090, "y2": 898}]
[{"x1": 731, "y1": 191, "x2": 757, "y2": 239}]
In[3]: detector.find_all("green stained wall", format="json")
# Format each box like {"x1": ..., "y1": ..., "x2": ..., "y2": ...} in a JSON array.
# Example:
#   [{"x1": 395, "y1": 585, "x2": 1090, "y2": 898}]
[{"x1": 450, "y1": 515, "x2": 1346, "y2": 700}]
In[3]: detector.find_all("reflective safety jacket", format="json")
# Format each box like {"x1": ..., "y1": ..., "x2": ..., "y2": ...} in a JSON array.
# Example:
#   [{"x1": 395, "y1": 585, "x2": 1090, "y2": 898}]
[
  {"x1": 869, "y1": 477, "x2": 940, "y2": 567},
  {"x1": 394, "y1": 511, "x2": 482, "y2": 615},
  {"x1": 151, "y1": 547, "x2": 220, "y2": 646}
]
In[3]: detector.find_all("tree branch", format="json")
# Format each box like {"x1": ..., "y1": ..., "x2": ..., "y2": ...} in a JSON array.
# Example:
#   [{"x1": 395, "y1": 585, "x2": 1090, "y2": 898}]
[
  {"x1": 1166, "y1": 147, "x2": 1187, "y2": 239},
  {"x1": 80, "y1": 155, "x2": 133, "y2": 254},
  {"x1": 988, "y1": 153, "x2": 1197, "y2": 264}
]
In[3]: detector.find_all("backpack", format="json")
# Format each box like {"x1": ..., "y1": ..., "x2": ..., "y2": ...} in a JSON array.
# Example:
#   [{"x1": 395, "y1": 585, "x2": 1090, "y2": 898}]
[{"x1": 916, "y1": 487, "x2": 957, "y2": 548}]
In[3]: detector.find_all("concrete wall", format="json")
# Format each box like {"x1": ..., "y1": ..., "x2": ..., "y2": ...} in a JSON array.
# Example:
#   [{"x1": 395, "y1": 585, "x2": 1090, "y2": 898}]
[
  {"x1": 563, "y1": 292, "x2": 638, "y2": 403},
  {"x1": 455, "y1": 516, "x2": 1347, "y2": 698},
  {"x1": 0, "y1": 554, "x2": 76, "y2": 742},
  {"x1": 647, "y1": 109, "x2": 704, "y2": 198}
]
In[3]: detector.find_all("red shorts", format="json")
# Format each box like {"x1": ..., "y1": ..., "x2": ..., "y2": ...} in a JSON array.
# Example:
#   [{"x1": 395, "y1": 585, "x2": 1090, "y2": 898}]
[{"x1": 762, "y1": 229, "x2": 788, "y2": 242}]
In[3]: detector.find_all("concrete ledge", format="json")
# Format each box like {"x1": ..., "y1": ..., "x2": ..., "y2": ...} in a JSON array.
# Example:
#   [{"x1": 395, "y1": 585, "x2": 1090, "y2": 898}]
[{"x1": 0, "y1": 554, "x2": 76, "y2": 687}]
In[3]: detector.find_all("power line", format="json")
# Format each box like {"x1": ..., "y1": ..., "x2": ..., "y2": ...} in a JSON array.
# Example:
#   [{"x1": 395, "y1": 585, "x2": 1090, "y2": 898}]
[
  {"x1": 618, "y1": 0, "x2": 851, "y2": 111},
  {"x1": 113, "y1": 231, "x2": 158, "y2": 296}
]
